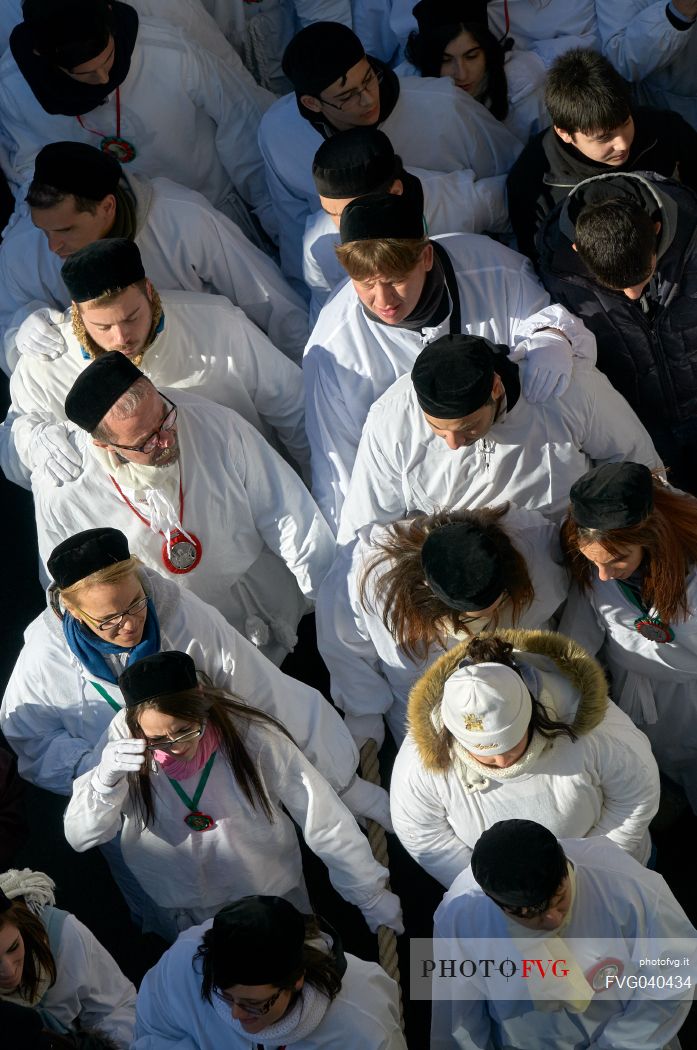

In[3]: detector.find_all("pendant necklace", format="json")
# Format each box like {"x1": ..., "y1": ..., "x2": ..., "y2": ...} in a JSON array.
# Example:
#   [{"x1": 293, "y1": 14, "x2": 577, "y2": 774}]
[
  {"x1": 616, "y1": 580, "x2": 675, "y2": 643},
  {"x1": 167, "y1": 751, "x2": 217, "y2": 831},
  {"x1": 77, "y1": 87, "x2": 137, "y2": 162},
  {"x1": 109, "y1": 474, "x2": 203, "y2": 574}
]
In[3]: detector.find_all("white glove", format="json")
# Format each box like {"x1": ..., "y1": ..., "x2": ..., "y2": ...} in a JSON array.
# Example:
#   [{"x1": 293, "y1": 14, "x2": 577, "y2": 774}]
[
  {"x1": 30, "y1": 421, "x2": 83, "y2": 485},
  {"x1": 343, "y1": 712, "x2": 385, "y2": 750},
  {"x1": 16, "y1": 307, "x2": 67, "y2": 360},
  {"x1": 361, "y1": 888, "x2": 404, "y2": 935},
  {"x1": 94, "y1": 738, "x2": 146, "y2": 788},
  {"x1": 519, "y1": 330, "x2": 573, "y2": 403},
  {"x1": 339, "y1": 776, "x2": 393, "y2": 833}
]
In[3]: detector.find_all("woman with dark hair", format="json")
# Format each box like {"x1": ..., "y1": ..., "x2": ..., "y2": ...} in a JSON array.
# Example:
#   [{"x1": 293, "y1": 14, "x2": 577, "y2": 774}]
[
  {"x1": 64, "y1": 651, "x2": 402, "y2": 943},
  {"x1": 133, "y1": 895, "x2": 406, "y2": 1048},
  {"x1": 316, "y1": 503, "x2": 569, "y2": 747},
  {"x1": 560, "y1": 461, "x2": 697, "y2": 809},
  {"x1": 400, "y1": 0, "x2": 548, "y2": 142},
  {"x1": 389, "y1": 630, "x2": 659, "y2": 888},
  {"x1": 0, "y1": 869, "x2": 135, "y2": 1046}
]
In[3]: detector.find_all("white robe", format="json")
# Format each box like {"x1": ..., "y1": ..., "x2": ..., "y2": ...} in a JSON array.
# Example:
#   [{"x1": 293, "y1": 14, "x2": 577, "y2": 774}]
[
  {"x1": 337, "y1": 363, "x2": 663, "y2": 542},
  {"x1": 316, "y1": 506, "x2": 569, "y2": 745},
  {"x1": 0, "y1": 17, "x2": 275, "y2": 227},
  {"x1": 389, "y1": 0, "x2": 600, "y2": 68},
  {"x1": 133, "y1": 921, "x2": 406, "y2": 1050},
  {"x1": 0, "y1": 566, "x2": 359, "y2": 797},
  {"x1": 31, "y1": 392, "x2": 335, "y2": 664},
  {"x1": 390, "y1": 654, "x2": 659, "y2": 887},
  {"x1": 2, "y1": 290, "x2": 309, "y2": 488},
  {"x1": 258, "y1": 75, "x2": 522, "y2": 285},
  {"x1": 431, "y1": 837, "x2": 696, "y2": 1049},
  {"x1": 560, "y1": 568, "x2": 697, "y2": 811},
  {"x1": 597, "y1": 0, "x2": 697, "y2": 129},
  {"x1": 302, "y1": 171, "x2": 509, "y2": 325},
  {"x1": 395, "y1": 49, "x2": 549, "y2": 145},
  {"x1": 0, "y1": 171, "x2": 309, "y2": 372},
  {"x1": 64, "y1": 712, "x2": 389, "y2": 937},
  {"x1": 304, "y1": 232, "x2": 597, "y2": 531},
  {"x1": 34, "y1": 909, "x2": 136, "y2": 1047}
]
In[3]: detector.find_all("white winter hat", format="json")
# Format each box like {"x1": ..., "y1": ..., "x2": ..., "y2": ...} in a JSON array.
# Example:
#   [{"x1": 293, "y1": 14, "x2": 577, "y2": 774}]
[{"x1": 441, "y1": 661, "x2": 532, "y2": 755}]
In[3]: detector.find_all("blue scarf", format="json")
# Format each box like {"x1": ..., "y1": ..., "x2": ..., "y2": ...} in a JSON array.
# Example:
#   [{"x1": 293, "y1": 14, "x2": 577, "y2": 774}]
[{"x1": 62, "y1": 597, "x2": 161, "y2": 684}]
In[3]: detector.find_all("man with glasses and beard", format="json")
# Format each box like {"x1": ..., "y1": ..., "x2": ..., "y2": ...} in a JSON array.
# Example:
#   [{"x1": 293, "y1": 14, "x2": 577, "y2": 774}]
[{"x1": 30, "y1": 353, "x2": 335, "y2": 666}]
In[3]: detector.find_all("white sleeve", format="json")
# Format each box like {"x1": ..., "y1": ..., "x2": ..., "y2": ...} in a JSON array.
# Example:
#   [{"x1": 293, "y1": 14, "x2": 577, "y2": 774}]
[
  {"x1": 294, "y1": 0, "x2": 352, "y2": 26},
  {"x1": 390, "y1": 747, "x2": 471, "y2": 888},
  {"x1": 596, "y1": 0, "x2": 696, "y2": 82},
  {"x1": 258, "y1": 118, "x2": 314, "y2": 289},
  {"x1": 572, "y1": 369, "x2": 664, "y2": 472},
  {"x1": 49, "y1": 913, "x2": 136, "y2": 1047},
  {"x1": 64, "y1": 746, "x2": 129, "y2": 853},
  {"x1": 583, "y1": 704, "x2": 661, "y2": 859},
  {"x1": 264, "y1": 727, "x2": 390, "y2": 907},
  {"x1": 447, "y1": 86, "x2": 523, "y2": 176},
  {"x1": 235, "y1": 417, "x2": 336, "y2": 598},
  {"x1": 179, "y1": 588, "x2": 360, "y2": 792},
  {"x1": 509, "y1": 303, "x2": 598, "y2": 368},
  {"x1": 133, "y1": 947, "x2": 200, "y2": 1049},
  {"x1": 315, "y1": 544, "x2": 400, "y2": 722},
  {"x1": 337, "y1": 419, "x2": 406, "y2": 544},
  {"x1": 422, "y1": 170, "x2": 510, "y2": 236},
  {"x1": 556, "y1": 584, "x2": 607, "y2": 656}
]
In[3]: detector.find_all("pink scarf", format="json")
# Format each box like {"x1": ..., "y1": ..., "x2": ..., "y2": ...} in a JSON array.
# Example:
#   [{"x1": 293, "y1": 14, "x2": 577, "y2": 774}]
[{"x1": 154, "y1": 721, "x2": 221, "y2": 781}]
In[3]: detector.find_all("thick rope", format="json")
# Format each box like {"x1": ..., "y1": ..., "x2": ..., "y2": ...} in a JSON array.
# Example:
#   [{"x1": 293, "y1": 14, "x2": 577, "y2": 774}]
[
  {"x1": 360, "y1": 738, "x2": 405, "y2": 1031},
  {"x1": 242, "y1": 13, "x2": 274, "y2": 93}
]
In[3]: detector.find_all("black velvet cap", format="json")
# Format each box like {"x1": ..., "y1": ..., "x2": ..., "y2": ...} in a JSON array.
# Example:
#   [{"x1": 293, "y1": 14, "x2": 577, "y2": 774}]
[
  {"x1": 64, "y1": 349, "x2": 143, "y2": 432},
  {"x1": 421, "y1": 522, "x2": 504, "y2": 611},
  {"x1": 569, "y1": 463, "x2": 654, "y2": 531},
  {"x1": 413, "y1": 0, "x2": 490, "y2": 31},
  {"x1": 61, "y1": 238, "x2": 145, "y2": 303},
  {"x1": 118, "y1": 651, "x2": 198, "y2": 708},
  {"x1": 412, "y1": 334, "x2": 497, "y2": 418},
  {"x1": 207, "y1": 896, "x2": 306, "y2": 986},
  {"x1": 48, "y1": 527, "x2": 131, "y2": 589},
  {"x1": 282, "y1": 21, "x2": 365, "y2": 97},
  {"x1": 339, "y1": 190, "x2": 424, "y2": 243},
  {"x1": 471, "y1": 820, "x2": 569, "y2": 909},
  {"x1": 32, "y1": 140, "x2": 121, "y2": 200},
  {"x1": 313, "y1": 128, "x2": 401, "y2": 198}
]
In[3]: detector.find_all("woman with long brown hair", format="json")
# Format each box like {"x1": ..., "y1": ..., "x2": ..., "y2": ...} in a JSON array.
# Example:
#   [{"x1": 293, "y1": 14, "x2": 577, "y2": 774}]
[
  {"x1": 0, "y1": 869, "x2": 135, "y2": 1045},
  {"x1": 316, "y1": 503, "x2": 569, "y2": 747},
  {"x1": 560, "y1": 461, "x2": 697, "y2": 809},
  {"x1": 64, "y1": 651, "x2": 402, "y2": 943}
]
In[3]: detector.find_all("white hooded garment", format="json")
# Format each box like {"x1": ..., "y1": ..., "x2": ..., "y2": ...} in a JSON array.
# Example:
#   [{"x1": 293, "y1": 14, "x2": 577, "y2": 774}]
[
  {"x1": 337, "y1": 362, "x2": 663, "y2": 542},
  {"x1": 0, "y1": 566, "x2": 359, "y2": 798},
  {"x1": 64, "y1": 712, "x2": 389, "y2": 936},
  {"x1": 133, "y1": 919, "x2": 406, "y2": 1050},
  {"x1": 316, "y1": 506, "x2": 569, "y2": 746},
  {"x1": 258, "y1": 74, "x2": 522, "y2": 286},
  {"x1": 431, "y1": 836, "x2": 695, "y2": 1050},
  {"x1": 302, "y1": 169, "x2": 509, "y2": 325},
  {"x1": 559, "y1": 567, "x2": 697, "y2": 812},
  {"x1": 390, "y1": 630, "x2": 660, "y2": 888},
  {"x1": 0, "y1": 172, "x2": 309, "y2": 375},
  {"x1": 31, "y1": 391, "x2": 335, "y2": 664},
  {"x1": 304, "y1": 232, "x2": 597, "y2": 532},
  {"x1": 597, "y1": 0, "x2": 697, "y2": 130},
  {"x1": 2, "y1": 289, "x2": 309, "y2": 488},
  {"x1": 0, "y1": 16, "x2": 275, "y2": 226}
]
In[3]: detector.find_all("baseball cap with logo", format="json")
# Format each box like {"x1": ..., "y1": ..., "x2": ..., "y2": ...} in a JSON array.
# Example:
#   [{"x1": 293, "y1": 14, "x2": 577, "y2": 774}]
[{"x1": 440, "y1": 661, "x2": 532, "y2": 755}]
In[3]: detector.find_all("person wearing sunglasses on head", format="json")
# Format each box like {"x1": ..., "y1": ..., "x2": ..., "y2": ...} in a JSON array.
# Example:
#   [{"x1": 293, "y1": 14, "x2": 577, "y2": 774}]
[
  {"x1": 133, "y1": 895, "x2": 406, "y2": 1048},
  {"x1": 64, "y1": 652, "x2": 403, "y2": 943}
]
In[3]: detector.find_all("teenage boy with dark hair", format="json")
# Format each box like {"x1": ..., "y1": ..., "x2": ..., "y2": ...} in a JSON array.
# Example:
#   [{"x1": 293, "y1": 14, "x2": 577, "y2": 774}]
[
  {"x1": 506, "y1": 48, "x2": 697, "y2": 262},
  {"x1": 538, "y1": 169, "x2": 697, "y2": 494}
]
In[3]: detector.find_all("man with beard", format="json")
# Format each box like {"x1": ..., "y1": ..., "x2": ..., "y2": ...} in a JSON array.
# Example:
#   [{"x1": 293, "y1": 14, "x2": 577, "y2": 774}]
[
  {"x1": 30, "y1": 353, "x2": 335, "y2": 664},
  {"x1": 0, "y1": 0, "x2": 275, "y2": 237},
  {"x1": 1, "y1": 238, "x2": 309, "y2": 489}
]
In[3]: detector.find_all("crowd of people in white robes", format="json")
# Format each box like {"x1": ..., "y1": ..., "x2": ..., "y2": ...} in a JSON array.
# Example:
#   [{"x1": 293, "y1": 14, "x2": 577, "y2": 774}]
[{"x1": 1, "y1": 1, "x2": 697, "y2": 1048}]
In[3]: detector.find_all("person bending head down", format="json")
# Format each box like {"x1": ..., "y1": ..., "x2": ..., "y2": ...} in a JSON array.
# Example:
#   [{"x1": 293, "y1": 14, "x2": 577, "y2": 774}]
[
  {"x1": 573, "y1": 198, "x2": 660, "y2": 301},
  {"x1": 312, "y1": 128, "x2": 407, "y2": 230}
]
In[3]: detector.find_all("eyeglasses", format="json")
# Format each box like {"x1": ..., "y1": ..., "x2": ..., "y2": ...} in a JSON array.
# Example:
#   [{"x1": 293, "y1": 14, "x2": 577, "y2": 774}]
[
  {"x1": 108, "y1": 395, "x2": 177, "y2": 454},
  {"x1": 144, "y1": 721, "x2": 206, "y2": 754},
  {"x1": 77, "y1": 594, "x2": 148, "y2": 632},
  {"x1": 214, "y1": 986, "x2": 285, "y2": 1016},
  {"x1": 319, "y1": 66, "x2": 382, "y2": 111}
]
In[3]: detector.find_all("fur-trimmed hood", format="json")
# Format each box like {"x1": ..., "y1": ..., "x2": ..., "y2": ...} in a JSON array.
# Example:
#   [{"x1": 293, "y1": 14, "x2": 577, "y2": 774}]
[{"x1": 408, "y1": 629, "x2": 609, "y2": 773}]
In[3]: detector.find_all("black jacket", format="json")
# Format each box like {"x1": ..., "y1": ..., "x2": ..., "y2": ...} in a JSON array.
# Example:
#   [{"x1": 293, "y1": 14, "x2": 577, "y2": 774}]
[
  {"x1": 507, "y1": 106, "x2": 697, "y2": 265},
  {"x1": 538, "y1": 171, "x2": 697, "y2": 492}
]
